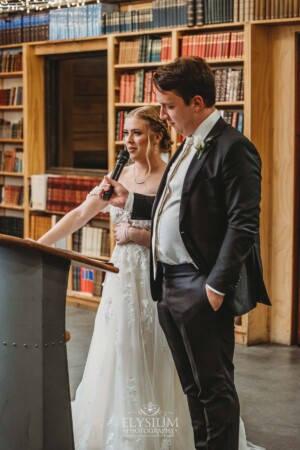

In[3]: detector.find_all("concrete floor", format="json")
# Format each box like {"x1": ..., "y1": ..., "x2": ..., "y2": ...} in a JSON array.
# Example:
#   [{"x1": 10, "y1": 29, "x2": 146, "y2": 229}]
[{"x1": 66, "y1": 305, "x2": 300, "y2": 450}]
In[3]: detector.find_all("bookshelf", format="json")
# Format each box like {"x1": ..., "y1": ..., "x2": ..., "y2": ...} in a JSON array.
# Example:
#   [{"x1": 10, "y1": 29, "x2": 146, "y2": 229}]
[
  {"x1": 29, "y1": 173, "x2": 110, "y2": 309},
  {"x1": 112, "y1": 30, "x2": 175, "y2": 152},
  {"x1": 27, "y1": 22, "x2": 260, "y2": 335},
  {"x1": 3, "y1": 2, "x2": 300, "y2": 344},
  {"x1": 107, "y1": 23, "x2": 258, "y2": 343},
  {"x1": 0, "y1": 45, "x2": 24, "y2": 238}
]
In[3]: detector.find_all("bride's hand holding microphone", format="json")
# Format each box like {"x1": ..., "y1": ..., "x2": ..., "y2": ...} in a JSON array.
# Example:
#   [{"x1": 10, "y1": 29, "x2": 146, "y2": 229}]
[
  {"x1": 100, "y1": 176, "x2": 129, "y2": 209},
  {"x1": 100, "y1": 147, "x2": 130, "y2": 208}
]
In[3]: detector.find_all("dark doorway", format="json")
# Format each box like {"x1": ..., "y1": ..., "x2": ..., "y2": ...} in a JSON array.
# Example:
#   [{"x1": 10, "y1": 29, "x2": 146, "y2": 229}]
[{"x1": 45, "y1": 52, "x2": 108, "y2": 173}]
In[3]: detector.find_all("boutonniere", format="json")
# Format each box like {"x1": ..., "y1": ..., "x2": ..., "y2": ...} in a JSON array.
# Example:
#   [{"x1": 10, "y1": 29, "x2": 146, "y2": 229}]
[{"x1": 194, "y1": 136, "x2": 215, "y2": 159}]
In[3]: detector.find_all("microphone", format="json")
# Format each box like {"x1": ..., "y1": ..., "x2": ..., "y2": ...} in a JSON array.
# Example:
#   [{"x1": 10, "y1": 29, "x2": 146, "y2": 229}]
[{"x1": 102, "y1": 148, "x2": 130, "y2": 200}]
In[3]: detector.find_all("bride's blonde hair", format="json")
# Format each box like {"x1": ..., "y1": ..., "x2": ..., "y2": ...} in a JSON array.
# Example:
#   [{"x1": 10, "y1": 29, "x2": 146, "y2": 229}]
[{"x1": 125, "y1": 105, "x2": 173, "y2": 174}]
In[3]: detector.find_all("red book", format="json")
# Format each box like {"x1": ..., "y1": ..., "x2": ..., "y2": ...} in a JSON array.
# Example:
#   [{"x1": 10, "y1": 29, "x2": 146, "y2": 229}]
[
  {"x1": 181, "y1": 35, "x2": 188, "y2": 57},
  {"x1": 223, "y1": 32, "x2": 231, "y2": 58},
  {"x1": 198, "y1": 34, "x2": 206, "y2": 58}
]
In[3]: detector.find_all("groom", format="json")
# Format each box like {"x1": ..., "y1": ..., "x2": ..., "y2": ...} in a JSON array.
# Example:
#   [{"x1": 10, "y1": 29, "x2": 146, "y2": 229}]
[{"x1": 106, "y1": 57, "x2": 271, "y2": 449}]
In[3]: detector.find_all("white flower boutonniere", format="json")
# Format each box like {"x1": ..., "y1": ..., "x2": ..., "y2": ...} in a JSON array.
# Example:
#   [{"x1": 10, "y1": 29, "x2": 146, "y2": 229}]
[{"x1": 194, "y1": 136, "x2": 215, "y2": 159}]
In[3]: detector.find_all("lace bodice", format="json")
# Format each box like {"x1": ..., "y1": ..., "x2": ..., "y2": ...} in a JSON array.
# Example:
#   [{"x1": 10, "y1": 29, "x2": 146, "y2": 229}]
[
  {"x1": 108, "y1": 205, "x2": 151, "y2": 230},
  {"x1": 88, "y1": 186, "x2": 151, "y2": 230}
]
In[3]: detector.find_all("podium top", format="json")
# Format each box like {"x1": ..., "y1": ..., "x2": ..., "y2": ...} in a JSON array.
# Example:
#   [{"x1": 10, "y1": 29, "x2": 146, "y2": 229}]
[{"x1": 0, "y1": 234, "x2": 119, "y2": 274}]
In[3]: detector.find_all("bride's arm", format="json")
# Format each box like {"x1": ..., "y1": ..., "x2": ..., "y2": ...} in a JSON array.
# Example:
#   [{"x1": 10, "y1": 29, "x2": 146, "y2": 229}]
[
  {"x1": 114, "y1": 222, "x2": 151, "y2": 248},
  {"x1": 37, "y1": 194, "x2": 108, "y2": 246}
]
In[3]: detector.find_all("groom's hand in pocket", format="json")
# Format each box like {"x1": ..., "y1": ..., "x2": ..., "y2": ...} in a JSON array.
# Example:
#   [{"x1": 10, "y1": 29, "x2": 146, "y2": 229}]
[{"x1": 205, "y1": 285, "x2": 224, "y2": 311}]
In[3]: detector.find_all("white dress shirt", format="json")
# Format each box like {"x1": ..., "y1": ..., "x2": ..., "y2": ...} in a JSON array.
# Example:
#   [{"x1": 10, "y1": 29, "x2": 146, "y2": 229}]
[
  {"x1": 153, "y1": 110, "x2": 224, "y2": 295},
  {"x1": 153, "y1": 110, "x2": 220, "y2": 265}
]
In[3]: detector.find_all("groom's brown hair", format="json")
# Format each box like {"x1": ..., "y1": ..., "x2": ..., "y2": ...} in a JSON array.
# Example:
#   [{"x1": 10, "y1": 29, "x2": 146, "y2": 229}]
[{"x1": 153, "y1": 56, "x2": 216, "y2": 107}]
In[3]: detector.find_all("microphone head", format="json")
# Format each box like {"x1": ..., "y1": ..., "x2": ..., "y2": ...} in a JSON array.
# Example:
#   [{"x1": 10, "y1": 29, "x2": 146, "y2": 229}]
[{"x1": 117, "y1": 148, "x2": 130, "y2": 162}]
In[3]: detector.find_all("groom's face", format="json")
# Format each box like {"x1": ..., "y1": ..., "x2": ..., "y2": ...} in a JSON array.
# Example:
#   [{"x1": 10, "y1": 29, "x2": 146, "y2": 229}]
[{"x1": 155, "y1": 88, "x2": 197, "y2": 137}]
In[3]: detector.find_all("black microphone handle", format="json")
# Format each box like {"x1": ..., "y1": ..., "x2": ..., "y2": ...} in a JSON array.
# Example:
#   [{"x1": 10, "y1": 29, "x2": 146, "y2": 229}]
[
  {"x1": 102, "y1": 164, "x2": 123, "y2": 200},
  {"x1": 102, "y1": 151, "x2": 129, "y2": 201},
  {"x1": 102, "y1": 186, "x2": 115, "y2": 201}
]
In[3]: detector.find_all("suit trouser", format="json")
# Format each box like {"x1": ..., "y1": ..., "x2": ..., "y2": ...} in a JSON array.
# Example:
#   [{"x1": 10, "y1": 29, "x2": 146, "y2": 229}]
[{"x1": 157, "y1": 263, "x2": 240, "y2": 450}]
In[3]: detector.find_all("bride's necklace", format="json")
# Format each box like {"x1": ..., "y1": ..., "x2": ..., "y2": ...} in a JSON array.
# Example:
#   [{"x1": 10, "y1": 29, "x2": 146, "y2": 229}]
[
  {"x1": 133, "y1": 163, "x2": 165, "y2": 194},
  {"x1": 133, "y1": 165, "x2": 149, "y2": 185}
]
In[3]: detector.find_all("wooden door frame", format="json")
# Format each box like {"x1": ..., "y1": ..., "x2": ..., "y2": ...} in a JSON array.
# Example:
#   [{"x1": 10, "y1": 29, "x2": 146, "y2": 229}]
[{"x1": 294, "y1": 33, "x2": 300, "y2": 345}]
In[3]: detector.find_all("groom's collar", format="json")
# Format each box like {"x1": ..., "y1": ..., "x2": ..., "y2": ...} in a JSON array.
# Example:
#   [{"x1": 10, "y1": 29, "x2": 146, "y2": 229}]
[{"x1": 191, "y1": 109, "x2": 220, "y2": 142}]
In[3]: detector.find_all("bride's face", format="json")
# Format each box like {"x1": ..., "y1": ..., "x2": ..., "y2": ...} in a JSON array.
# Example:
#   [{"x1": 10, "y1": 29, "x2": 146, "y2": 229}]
[{"x1": 123, "y1": 117, "x2": 151, "y2": 162}]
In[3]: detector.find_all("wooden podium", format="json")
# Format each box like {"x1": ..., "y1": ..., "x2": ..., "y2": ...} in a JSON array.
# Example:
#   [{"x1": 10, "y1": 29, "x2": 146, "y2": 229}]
[{"x1": 0, "y1": 234, "x2": 118, "y2": 450}]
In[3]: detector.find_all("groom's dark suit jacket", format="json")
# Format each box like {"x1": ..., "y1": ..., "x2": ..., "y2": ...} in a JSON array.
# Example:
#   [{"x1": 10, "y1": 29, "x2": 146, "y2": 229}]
[{"x1": 132, "y1": 117, "x2": 271, "y2": 316}]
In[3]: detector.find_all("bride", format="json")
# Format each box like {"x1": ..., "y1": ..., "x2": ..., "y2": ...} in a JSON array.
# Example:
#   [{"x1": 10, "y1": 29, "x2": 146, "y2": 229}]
[{"x1": 38, "y1": 105, "x2": 264, "y2": 450}]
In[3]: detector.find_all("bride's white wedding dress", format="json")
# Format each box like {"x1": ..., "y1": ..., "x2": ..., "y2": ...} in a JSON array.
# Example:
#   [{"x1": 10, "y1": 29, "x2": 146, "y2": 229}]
[{"x1": 71, "y1": 205, "x2": 265, "y2": 450}]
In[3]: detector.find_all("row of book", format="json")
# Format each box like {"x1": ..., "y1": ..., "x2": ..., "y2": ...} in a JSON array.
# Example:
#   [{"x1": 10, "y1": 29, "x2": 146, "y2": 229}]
[
  {"x1": 72, "y1": 267, "x2": 105, "y2": 297},
  {"x1": 213, "y1": 68, "x2": 244, "y2": 102},
  {"x1": 30, "y1": 213, "x2": 55, "y2": 241},
  {"x1": 30, "y1": 213, "x2": 110, "y2": 254},
  {"x1": 1, "y1": 0, "x2": 300, "y2": 47},
  {"x1": 220, "y1": 109, "x2": 244, "y2": 132},
  {"x1": 0, "y1": 148, "x2": 23, "y2": 173},
  {"x1": 30, "y1": 174, "x2": 109, "y2": 216},
  {"x1": 102, "y1": 8, "x2": 154, "y2": 34},
  {"x1": 73, "y1": 226, "x2": 110, "y2": 258},
  {"x1": 28, "y1": 212, "x2": 107, "y2": 297},
  {"x1": 49, "y1": 3, "x2": 118, "y2": 40},
  {"x1": 253, "y1": 0, "x2": 300, "y2": 19},
  {"x1": 0, "y1": 184, "x2": 23, "y2": 206},
  {"x1": 202, "y1": 0, "x2": 234, "y2": 24},
  {"x1": 119, "y1": 70, "x2": 156, "y2": 104},
  {"x1": 181, "y1": 31, "x2": 244, "y2": 60},
  {"x1": 0, "y1": 87, "x2": 23, "y2": 106},
  {"x1": 234, "y1": 0, "x2": 255, "y2": 21},
  {"x1": 115, "y1": 109, "x2": 244, "y2": 146},
  {"x1": 118, "y1": 36, "x2": 172, "y2": 65},
  {"x1": 0, "y1": 118, "x2": 23, "y2": 139},
  {"x1": 116, "y1": 107, "x2": 244, "y2": 142},
  {"x1": 30, "y1": 214, "x2": 71, "y2": 250},
  {"x1": 0, "y1": 13, "x2": 49, "y2": 45},
  {"x1": 47, "y1": 0, "x2": 255, "y2": 40},
  {"x1": 118, "y1": 67, "x2": 244, "y2": 105},
  {"x1": 153, "y1": 0, "x2": 293, "y2": 25},
  {"x1": 115, "y1": 110, "x2": 128, "y2": 142},
  {"x1": 101, "y1": 1, "x2": 197, "y2": 32},
  {"x1": 0, "y1": 216, "x2": 23, "y2": 237},
  {"x1": 0, "y1": 51, "x2": 22, "y2": 73},
  {"x1": 153, "y1": 0, "x2": 203, "y2": 27}
]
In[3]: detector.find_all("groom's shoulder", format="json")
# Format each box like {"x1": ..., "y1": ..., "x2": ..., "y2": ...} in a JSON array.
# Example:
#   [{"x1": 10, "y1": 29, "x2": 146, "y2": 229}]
[{"x1": 219, "y1": 123, "x2": 258, "y2": 154}]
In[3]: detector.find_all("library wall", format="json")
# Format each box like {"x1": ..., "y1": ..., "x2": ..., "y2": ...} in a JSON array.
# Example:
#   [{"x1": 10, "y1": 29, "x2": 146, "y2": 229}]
[
  {"x1": 267, "y1": 24, "x2": 300, "y2": 345},
  {"x1": 59, "y1": 55, "x2": 108, "y2": 169},
  {"x1": 247, "y1": 24, "x2": 273, "y2": 344},
  {"x1": 2, "y1": 9, "x2": 300, "y2": 342}
]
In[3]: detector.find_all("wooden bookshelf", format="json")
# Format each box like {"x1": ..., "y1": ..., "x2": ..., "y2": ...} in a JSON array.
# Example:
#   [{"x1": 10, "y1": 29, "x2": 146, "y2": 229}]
[
  {"x1": 0, "y1": 204, "x2": 24, "y2": 210},
  {"x1": 0, "y1": 46, "x2": 25, "y2": 241},
  {"x1": 0, "y1": 171, "x2": 23, "y2": 177},
  {"x1": 0, "y1": 71, "x2": 23, "y2": 78},
  {"x1": 0, "y1": 106, "x2": 23, "y2": 111},
  {"x1": 66, "y1": 290, "x2": 101, "y2": 311},
  {"x1": 0, "y1": 7, "x2": 298, "y2": 344},
  {"x1": 0, "y1": 138, "x2": 23, "y2": 143}
]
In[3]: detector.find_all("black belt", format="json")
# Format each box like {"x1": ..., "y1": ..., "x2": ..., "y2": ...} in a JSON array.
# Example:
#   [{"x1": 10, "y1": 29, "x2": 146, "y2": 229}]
[{"x1": 161, "y1": 263, "x2": 198, "y2": 274}]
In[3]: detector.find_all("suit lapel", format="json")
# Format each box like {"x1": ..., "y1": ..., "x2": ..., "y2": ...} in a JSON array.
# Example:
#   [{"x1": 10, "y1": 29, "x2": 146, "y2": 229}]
[
  {"x1": 153, "y1": 117, "x2": 228, "y2": 218},
  {"x1": 180, "y1": 117, "x2": 228, "y2": 222}
]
